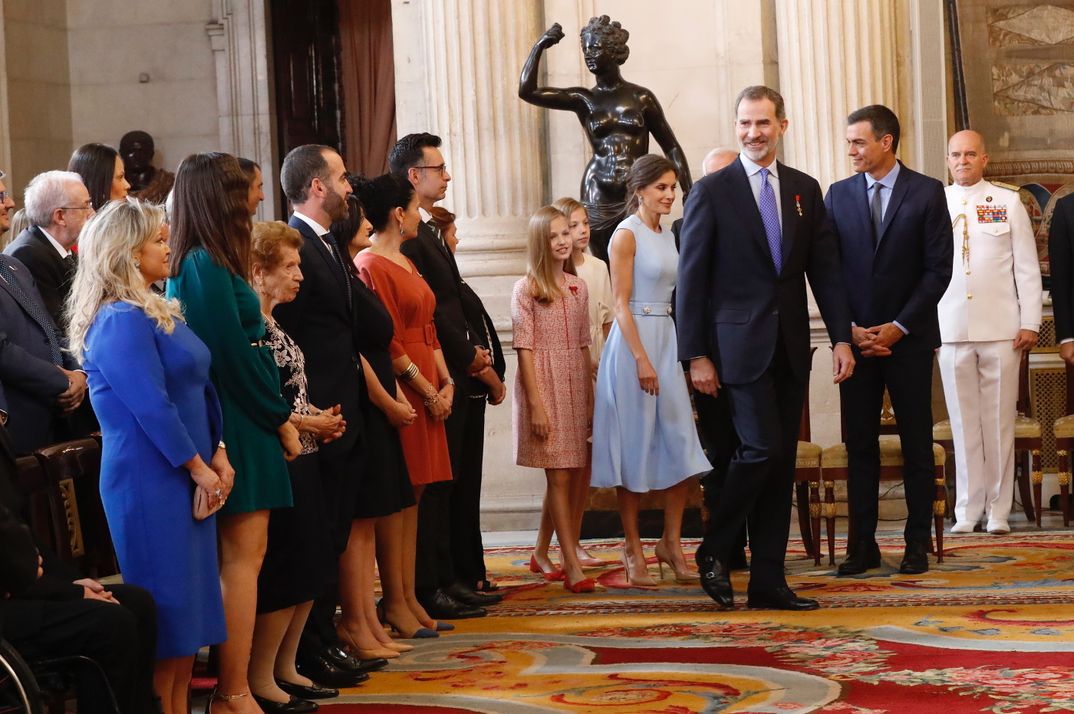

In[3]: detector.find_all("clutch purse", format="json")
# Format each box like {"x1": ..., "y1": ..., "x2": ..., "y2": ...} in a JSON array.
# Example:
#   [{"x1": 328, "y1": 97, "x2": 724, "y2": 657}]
[{"x1": 193, "y1": 485, "x2": 224, "y2": 521}]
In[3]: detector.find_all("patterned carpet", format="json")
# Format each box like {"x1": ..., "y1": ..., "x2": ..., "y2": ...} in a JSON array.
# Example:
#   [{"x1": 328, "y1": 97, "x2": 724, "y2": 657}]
[{"x1": 316, "y1": 531, "x2": 1074, "y2": 713}]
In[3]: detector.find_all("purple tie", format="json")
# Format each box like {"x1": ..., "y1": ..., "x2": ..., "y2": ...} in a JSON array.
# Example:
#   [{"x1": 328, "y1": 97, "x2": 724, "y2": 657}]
[{"x1": 759, "y1": 168, "x2": 782, "y2": 273}]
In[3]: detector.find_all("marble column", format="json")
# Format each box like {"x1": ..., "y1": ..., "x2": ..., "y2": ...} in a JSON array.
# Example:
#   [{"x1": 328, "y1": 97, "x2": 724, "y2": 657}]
[
  {"x1": 392, "y1": 0, "x2": 547, "y2": 525},
  {"x1": 774, "y1": 0, "x2": 901, "y2": 192}
]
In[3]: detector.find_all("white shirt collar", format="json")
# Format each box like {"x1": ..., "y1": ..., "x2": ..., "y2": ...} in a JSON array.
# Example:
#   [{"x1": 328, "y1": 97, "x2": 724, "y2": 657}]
[
  {"x1": 38, "y1": 227, "x2": 71, "y2": 258},
  {"x1": 739, "y1": 153, "x2": 779, "y2": 180},
  {"x1": 291, "y1": 210, "x2": 330, "y2": 237},
  {"x1": 949, "y1": 178, "x2": 987, "y2": 195},
  {"x1": 418, "y1": 207, "x2": 433, "y2": 223}
]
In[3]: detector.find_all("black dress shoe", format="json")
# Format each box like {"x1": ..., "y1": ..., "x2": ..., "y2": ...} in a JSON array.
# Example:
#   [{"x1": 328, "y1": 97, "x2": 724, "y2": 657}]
[
  {"x1": 251, "y1": 693, "x2": 318, "y2": 713},
  {"x1": 321, "y1": 646, "x2": 388, "y2": 675},
  {"x1": 697, "y1": 555, "x2": 733, "y2": 608},
  {"x1": 295, "y1": 653, "x2": 369, "y2": 689},
  {"x1": 899, "y1": 540, "x2": 930, "y2": 574},
  {"x1": 420, "y1": 589, "x2": 487, "y2": 619},
  {"x1": 445, "y1": 581, "x2": 503, "y2": 606},
  {"x1": 746, "y1": 584, "x2": 819, "y2": 611},
  {"x1": 276, "y1": 680, "x2": 338, "y2": 700},
  {"x1": 837, "y1": 539, "x2": 882, "y2": 576}
]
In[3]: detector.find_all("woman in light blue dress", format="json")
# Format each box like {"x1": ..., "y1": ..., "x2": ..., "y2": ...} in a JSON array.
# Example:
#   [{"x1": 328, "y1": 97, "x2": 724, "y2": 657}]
[{"x1": 592, "y1": 155, "x2": 711, "y2": 586}]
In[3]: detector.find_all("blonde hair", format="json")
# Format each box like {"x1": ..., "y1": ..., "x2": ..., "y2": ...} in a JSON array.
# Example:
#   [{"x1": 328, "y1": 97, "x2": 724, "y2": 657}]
[
  {"x1": 525, "y1": 205, "x2": 576, "y2": 304},
  {"x1": 551, "y1": 197, "x2": 584, "y2": 220},
  {"x1": 66, "y1": 198, "x2": 183, "y2": 361}
]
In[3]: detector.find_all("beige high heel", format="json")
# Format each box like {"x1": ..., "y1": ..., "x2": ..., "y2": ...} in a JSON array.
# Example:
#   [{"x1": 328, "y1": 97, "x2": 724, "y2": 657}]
[
  {"x1": 654, "y1": 541, "x2": 699, "y2": 583},
  {"x1": 620, "y1": 549, "x2": 656, "y2": 586}
]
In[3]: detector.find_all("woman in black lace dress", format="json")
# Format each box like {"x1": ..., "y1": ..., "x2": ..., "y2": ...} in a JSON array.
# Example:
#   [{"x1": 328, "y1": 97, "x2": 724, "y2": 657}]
[{"x1": 248, "y1": 222, "x2": 346, "y2": 709}]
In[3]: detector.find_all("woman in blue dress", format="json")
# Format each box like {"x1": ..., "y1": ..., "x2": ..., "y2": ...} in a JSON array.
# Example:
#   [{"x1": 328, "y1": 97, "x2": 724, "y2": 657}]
[
  {"x1": 66, "y1": 198, "x2": 231, "y2": 714},
  {"x1": 591, "y1": 155, "x2": 711, "y2": 586}
]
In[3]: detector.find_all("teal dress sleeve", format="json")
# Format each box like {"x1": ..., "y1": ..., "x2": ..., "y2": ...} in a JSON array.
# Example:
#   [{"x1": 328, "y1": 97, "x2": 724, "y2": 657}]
[
  {"x1": 168, "y1": 250, "x2": 291, "y2": 431},
  {"x1": 86, "y1": 306, "x2": 199, "y2": 468}
]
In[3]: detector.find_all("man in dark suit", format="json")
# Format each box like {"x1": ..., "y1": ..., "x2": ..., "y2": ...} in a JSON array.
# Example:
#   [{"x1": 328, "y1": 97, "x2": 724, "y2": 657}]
[
  {"x1": 277, "y1": 145, "x2": 378, "y2": 688},
  {"x1": 678, "y1": 86, "x2": 854, "y2": 611},
  {"x1": 825, "y1": 105, "x2": 953, "y2": 576},
  {"x1": 3, "y1": 171, "x2": 93, "y2": 326},
  {"x1": 1049, "y1": 194, "x2": 1074, "y2": 367},
  {"x1": 389, "y1": 133, "x2": 500, "y2": 618}
]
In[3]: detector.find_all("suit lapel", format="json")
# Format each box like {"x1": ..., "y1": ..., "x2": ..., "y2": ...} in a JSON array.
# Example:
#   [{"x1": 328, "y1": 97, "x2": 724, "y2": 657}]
[
  {"x1": 877, "y1": 162, "x2": 909, "y2": 246},
  {"x1": 420, "y1": 221, "x2": 463, "y2": 284},
  {"x1": 0, "y1": 259, "x2": 60, "y2": 352},
  {"x1": 777, "y1": 163, "x2": 797, "y2": 263},
  {"x1": 726, "y1": 160, "x2": 769, "y2": 254},
  {"x1": 289, "y1": 216, "x2": 351, "y2": 305}
]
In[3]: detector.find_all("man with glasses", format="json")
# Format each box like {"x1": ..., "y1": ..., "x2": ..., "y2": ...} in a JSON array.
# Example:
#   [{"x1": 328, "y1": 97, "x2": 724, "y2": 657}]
[
  {"x1": 389, "y1": 133, "x2": 500, "y2": 620},
  {"x1": 3, "y1": 170, "x2": 94, "y2": 327},
  {"x1": 0, "y1": 170, "x2": 87, "y2": 454}
]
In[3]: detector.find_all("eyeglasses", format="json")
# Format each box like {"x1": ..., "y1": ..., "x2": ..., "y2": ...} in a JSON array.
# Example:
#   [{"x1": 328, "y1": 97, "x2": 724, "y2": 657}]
[
  {"x1": 0, "y1": 191, "x2": 7, "y2": 203},
  {"x1": 414, "y1": 164, "x2": 448, "y2": 176},
  {"x1": 60, "y1": 204, "x2": 95, "y2": 213}
]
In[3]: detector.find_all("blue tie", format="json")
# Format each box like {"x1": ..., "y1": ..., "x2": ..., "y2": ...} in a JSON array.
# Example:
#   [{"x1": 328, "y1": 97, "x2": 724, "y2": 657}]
[{"x1": 759, "y1": 167, "x2": 782, "y2": 273}]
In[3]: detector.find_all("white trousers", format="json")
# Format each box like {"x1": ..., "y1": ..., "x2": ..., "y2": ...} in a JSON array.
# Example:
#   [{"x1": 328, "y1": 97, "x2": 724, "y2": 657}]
[{"x1": 938, "y1": 340, "x2": 1021, "y2": 525}]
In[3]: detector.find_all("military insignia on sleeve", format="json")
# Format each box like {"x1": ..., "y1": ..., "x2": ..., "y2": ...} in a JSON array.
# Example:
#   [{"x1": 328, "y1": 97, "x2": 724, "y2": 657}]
[{"x1": 976, "y1": 205, "x2": 1008, "y2": 223}]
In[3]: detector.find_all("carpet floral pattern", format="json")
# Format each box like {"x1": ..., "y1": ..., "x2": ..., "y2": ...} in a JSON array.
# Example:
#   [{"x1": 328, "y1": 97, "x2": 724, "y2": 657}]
[{"x1": 326, "y1": 532, "x2": 1074, "y2": 712}]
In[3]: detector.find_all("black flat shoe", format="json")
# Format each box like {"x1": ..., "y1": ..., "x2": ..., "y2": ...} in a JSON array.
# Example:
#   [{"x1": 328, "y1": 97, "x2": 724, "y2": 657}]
[
  {"x1": 746, "y1": 585, "x2": 820, "y2": 611},
  {"x1": 251, "y1": 693, "x2": 318, "y2": 713},
  {"x1": 276, "y1": 680, "x2": 339, "y2": 700},
  {"x1": 445, "y1": 582, "x2": 503, "y2": 606},
  {"x1": 899, "y1": 540, "x2": 930, "y2": 574},
  {"x1": 697, "y1": 555, "x2": 733, "y2": 609},
  {"x1": 837, "y1": 539, "x2": 882, "y2": 576}
]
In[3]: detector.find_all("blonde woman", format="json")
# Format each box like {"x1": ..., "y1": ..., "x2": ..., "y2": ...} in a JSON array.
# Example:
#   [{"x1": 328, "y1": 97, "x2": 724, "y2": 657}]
[{"x1": 67, "y1": 198, "x2": 232, "y2": 714}]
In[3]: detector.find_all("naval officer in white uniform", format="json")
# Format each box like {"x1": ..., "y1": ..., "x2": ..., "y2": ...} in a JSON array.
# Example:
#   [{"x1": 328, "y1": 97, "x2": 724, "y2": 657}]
[{"x1": 938, "y1": 129, "x2": 1042, "y2": 535}]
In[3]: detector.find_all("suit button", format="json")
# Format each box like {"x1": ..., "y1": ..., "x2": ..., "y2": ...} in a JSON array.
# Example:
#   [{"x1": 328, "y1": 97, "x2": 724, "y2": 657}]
[
  {"x1": 967, "y1": 293, "x2": 973, "y2": 300},
  {"x1": 771, "y1": 310, "x2": 779, "y2": 316}
]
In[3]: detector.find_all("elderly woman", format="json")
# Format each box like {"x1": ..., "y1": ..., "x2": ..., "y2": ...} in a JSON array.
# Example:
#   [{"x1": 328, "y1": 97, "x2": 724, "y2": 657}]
[
  {"x1": 166, "y1": 152, "x2": 301, "y2": 713},
  {"x1": 519, "y1": 15, "x2": 692, "y2": 263},
  {"x1": 68, "y1": 142, "x2": 131, "y2": 211},
  {"x1": 66, "y1": 198, "x2": 231, "y2": 714},
  {"x1": 248, "y1": 221, "x2": 345, "y2": 710}
]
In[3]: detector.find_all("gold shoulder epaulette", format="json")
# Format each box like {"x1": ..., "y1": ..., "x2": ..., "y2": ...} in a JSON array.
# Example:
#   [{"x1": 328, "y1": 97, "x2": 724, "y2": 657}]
[{"x1": 991, "y1": 180, "x2": 1022, "y2": 192}]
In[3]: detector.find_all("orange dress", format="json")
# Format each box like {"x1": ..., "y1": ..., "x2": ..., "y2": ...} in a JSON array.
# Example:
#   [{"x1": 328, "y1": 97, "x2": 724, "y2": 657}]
[{"x1": 355, "y1": 251, "x2": 452, "y2": 486}]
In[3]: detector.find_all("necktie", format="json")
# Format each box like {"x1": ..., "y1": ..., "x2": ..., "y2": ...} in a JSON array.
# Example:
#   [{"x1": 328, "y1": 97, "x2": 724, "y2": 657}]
[
  {"x1": 0, "y1": 261, "x2": 63, "y2": 364},
  {"x1": 870, "y1": 183, "x2": 884, "y2": 247},
  {"x1": 322, "y1": 237, "x2": 353, "y2": 311},
  {"x1": 758, "y1": 168, "x2": 782, "y2": 273}
]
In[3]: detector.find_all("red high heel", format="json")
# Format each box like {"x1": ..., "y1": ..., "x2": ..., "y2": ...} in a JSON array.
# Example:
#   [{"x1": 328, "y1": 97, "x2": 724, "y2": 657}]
[
  {"x1": 529, "y1": 554, "x2": 565, "y2": 581},
  {"x1": 564, "y1": 576, "x2": 596, "y2": 593}
]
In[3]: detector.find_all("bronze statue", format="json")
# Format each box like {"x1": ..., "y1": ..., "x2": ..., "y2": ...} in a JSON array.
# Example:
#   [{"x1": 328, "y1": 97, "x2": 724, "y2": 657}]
[
  {"x1": 519, "y1": 16, "x2": 692, "y2": 262},
  {"x1": 119, "y1": 130, "x2": 174, "y2": 205}
]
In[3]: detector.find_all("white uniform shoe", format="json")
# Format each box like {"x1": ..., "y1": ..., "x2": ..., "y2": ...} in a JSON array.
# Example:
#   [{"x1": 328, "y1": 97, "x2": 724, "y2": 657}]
[
  {"x1": 950, "y1": 521, "x2": 977, "y2": 534},
  {"x1": 986, "y1": 520, "x2": 1010, "y2": 535}
]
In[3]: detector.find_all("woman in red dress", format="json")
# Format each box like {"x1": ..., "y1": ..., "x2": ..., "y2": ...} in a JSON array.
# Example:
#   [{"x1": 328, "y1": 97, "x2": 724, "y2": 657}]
[{"x1": 354, "y1": 173, "x2": 453, "y2": 638}]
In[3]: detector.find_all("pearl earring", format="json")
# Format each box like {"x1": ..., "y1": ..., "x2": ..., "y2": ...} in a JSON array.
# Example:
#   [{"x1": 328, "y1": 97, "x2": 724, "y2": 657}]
[{"x1": 134, "y1": 259, "x2": 141, "y2": 269}]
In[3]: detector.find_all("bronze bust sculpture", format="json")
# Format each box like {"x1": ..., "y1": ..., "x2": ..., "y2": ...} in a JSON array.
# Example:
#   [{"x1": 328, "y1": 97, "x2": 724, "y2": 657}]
[
  {"x1": 119, "y1": 130, "x2": 174, "y2": 205},
  {"x1": 519, "y1": 16, "x2": 692, "y2": 262}
]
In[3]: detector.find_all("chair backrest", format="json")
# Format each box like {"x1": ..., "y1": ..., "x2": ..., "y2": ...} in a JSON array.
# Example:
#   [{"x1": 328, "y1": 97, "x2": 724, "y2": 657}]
[{"x1": 33, "y1": 439, "x2": 119, "y2": 579}]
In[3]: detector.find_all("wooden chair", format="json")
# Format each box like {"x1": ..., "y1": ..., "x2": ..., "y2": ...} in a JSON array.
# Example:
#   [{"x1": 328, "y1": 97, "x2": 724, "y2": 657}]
[
  {"x1": 33, "y1": 439, "x2": 119, "y2": 579},
  {"x1": 820, "y1": 391, "x2": 948, "y2": 565},
  {"x1": 932, "y1": 351, "x2": 1041, "y2": 525},
  {"x1": 1050, "y1": 417, "x2": 1073, "y2": 526}
]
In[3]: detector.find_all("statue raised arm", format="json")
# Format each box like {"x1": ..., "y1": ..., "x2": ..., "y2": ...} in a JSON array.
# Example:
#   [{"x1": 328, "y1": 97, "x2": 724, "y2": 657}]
[{"x1": 519, "y1": 16, "x2": 692, "y2": 262}]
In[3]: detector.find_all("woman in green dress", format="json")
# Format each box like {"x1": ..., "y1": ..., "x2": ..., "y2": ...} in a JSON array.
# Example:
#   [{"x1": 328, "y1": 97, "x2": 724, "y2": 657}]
[{"x1": 167, "y1": 152, "x2": 302, "y2": 712}]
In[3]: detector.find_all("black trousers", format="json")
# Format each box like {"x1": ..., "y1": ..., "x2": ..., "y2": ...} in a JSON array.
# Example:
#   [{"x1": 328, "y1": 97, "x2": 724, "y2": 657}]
[
  {"x1": 7, "y1": 584, "x2": 157, "y2": 714},
  {"x1": 448, "y1": 397, "x2": 489, "y2": 585},
  {"x1": 699, "y1": 342, "x2": 805, "y2": 590},
  {"x1": 694, "y1": 391, "x2": 747, "y2": 558},
  {"x1": 301, "y1": 448, "x2": 362, "y2": 656},
  {"x1": 840, "y1": 348, "x2": 935, "y2": 544}
]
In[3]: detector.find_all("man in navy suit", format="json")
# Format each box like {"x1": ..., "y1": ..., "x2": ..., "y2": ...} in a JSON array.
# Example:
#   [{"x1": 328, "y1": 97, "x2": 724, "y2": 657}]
[
  {"x1": 677, "y1": 86, "x2": 854, "y2": 611},
  {"x1": 1049, "y1": 193, "x2": 1074, "y2": 367},
  {"x1": 277, "y1": 145, "x2": 378, "y2": 688},
  {"x1": 824, "y1": 105, "x2": 952, "y2": 576}
]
